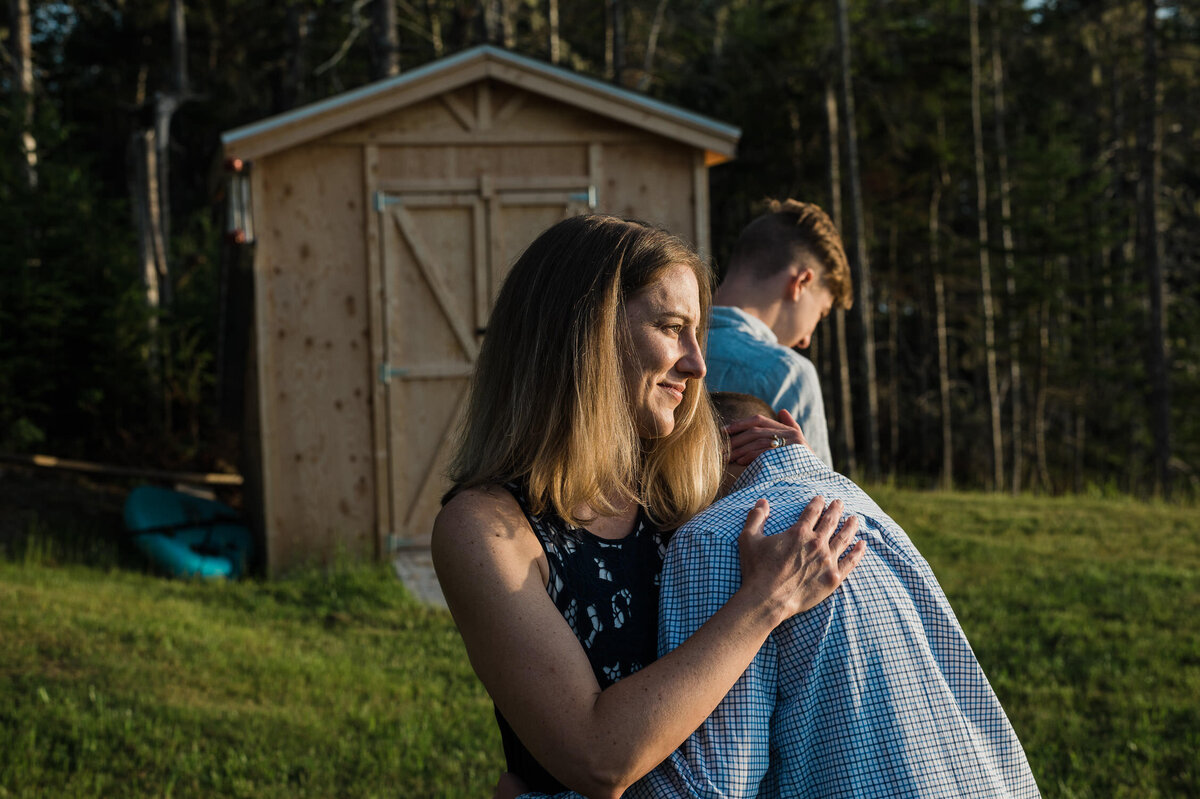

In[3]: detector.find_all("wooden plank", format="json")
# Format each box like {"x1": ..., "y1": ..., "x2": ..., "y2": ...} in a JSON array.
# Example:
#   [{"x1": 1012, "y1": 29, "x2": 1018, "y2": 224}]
[
  {"x1": 486, "y1": 183, "x2": 504, "y2": 310},
  {"x1": 323, "y1": 130, "x2": 650, "y2": 147},
  {"x1": 499, "y1": 191, "x2": 592, "y2": 206},
  {"x1": 476, "y1": 82, "x2": 492, "y2": 131},
  {"x1": 396, "y1": 362, "x2": 475, "y2": 379},
  {"x1": 363, "y1": 144, "x2": 392, "y2": 559},
  {"x1": 249, "y1": 164, "x2": 278, "y2": 574},
  {"x1": 378, "y1": 191, "x2": 480, "y2": 207},
  {"x1": 494, "y1": 91, "x2": 526, "y2": 125},
  {"x1": 260, "y1": 145, "x2": 375, "y2": 572},
  {"x1": 588, "y1": 142, "x2": 604, "y2": 214},
  {"x1": 440, "y1": 92, "x2": 475, "y2": 131},
  {"x1": 402, "y1": 383, "x2": 469, "y2": 533},
  {"x1": 378, "y1": 175, "x2": 593, "y2": 193},
  {"x1": 473, "y1": 198, "x2": 488, "y2": 333},
  {"x1": 390, "y1": 207, "x2": 480, "y2": 361},
  {"x1": 0, "y1": 452, "x2": 242, "y2": 486},
  {"x1": 693, "y1": 149, "x2": 710, "y2": 256}
]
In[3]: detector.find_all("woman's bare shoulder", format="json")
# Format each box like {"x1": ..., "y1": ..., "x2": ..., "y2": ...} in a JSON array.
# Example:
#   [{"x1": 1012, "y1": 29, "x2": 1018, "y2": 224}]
[
  {"x1": 435, "y1": 484, "x2": 525, "y2": 540},
  {"x1": 432, "y1": 484, "x2": 537, "y2": 570},
  {"x1": 432, "y1": 485, "x2": 546, "y2": 613}
]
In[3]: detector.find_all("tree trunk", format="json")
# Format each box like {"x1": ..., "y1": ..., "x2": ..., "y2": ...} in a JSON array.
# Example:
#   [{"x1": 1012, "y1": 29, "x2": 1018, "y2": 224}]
[
  {"x1": 547, "y1": 0, "x2": 559, "y2": 64},
  {"x1": 483, "y1": 0, "x2": 500, "y2": 44},
  {"x1": 637, "y1": 0, "x2": 669, "y2": 91},
  {"x1": 128, "y1": 131, "x2": 167, "y2": 316},
  {"x1": 1139, "y1": 0, "x2": 1170, "y2": 496},
  {"x1": 1035, "y1": 287, "x2": 1051, "y2": 491},
  {"x1": 427, "y1": 0, "x2": 444, "y2": 57},
  {"x1": 170, "y1": 0, "x2": 188, "y2": 93},
  {"x1": 606, "y1": 0, "x2": 625, "y2": 85},
  {"x1": 371, "y1": 0, "x2": 401, "y2": 79},
  {"x1": 930, "y1": 163, "x2": 952, "y2": 491},
  {"x1": 282, "y1": 1, "x2": 309, "y2": 110},
  {"x1": 990, "y1": 9, "x2": 1021, "y2": 494},
  {"x1": 835, "y1": 0, "x2": 880, "y2": 481},
  {"x1": 969, "y1": 0, "x2": 1003, "y2": 491},
  {"x1": 825, "y1": 80, "x2": 856, "y2": 477},
  {"x1": 887, "y1": 223, "x2": 900, "y2": 478},
  {"x1": 712, "y1": 2, "x2": 729, "y2": 59},
  {"x1": 10, "y1": 0, "x2": 37, "y2": 188}
]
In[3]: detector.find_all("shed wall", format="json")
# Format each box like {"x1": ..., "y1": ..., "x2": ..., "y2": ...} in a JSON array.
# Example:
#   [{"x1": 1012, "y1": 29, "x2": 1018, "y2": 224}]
[
  {"x1": 248, "y1": 76, "x2": 726, "y2": 573},
  {"x1": 256, "y1": 144, "x2": 376, "y2": 571}
]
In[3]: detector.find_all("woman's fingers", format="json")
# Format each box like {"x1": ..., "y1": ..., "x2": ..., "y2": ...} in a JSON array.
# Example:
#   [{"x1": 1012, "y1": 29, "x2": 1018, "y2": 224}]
[
  {"x1": 829, "y1": 511, "x2": 859, "y2": 554},
  {"x1": 793, "y1": 495, "x2": 826, "y2": 537},
  {"x1": 837, "y1": 538, "x2": 867, "y2": 577},
  {"x1": 737, "y1": 498, "x2": 771, "y2": 544},
  {"x1": 813, "y1": 498, "x2": 844, "y2": 540},
  {"x1": 724, "y1": 411, "x2": 813, "y2": 465},
  {"x1": 738, "y1": 493, "x2": 866, "y2": 622},
  {"x1": 777, "y1": 408, "x2": 809, "y2": 446},
  {"x1": 723, "y1": 414, "x2": 776, "y2": 434}
]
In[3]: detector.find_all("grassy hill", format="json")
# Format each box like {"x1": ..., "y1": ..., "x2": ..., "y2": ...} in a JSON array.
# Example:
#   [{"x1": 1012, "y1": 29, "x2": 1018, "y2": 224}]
[{"x1": 1, "y1": 477, "x2": 1196, "y2": 797}]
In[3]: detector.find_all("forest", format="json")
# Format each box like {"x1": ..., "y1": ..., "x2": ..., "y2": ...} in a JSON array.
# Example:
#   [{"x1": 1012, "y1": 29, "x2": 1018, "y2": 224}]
[{"x1": 2, "y1": 0, "x2": 1197, "y2": 498}]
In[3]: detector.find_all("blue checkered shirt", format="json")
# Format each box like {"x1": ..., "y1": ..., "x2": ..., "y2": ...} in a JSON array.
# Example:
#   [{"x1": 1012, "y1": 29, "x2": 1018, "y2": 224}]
[
  {"x1": 517, "y1": 445, "x2": 1039, "y2": 798},
  {"x1": 628, "y1": 444, "x2": 1039, "y2": 798}
]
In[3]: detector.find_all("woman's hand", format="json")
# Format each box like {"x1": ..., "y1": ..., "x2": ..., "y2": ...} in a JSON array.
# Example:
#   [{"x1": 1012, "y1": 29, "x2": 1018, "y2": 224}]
[
  {"x1": 725, "y1": 408, "x2": 809, "y2": 466},
  {"x1": 736, "y1": 495, "x2": 864, "y2": 624}
]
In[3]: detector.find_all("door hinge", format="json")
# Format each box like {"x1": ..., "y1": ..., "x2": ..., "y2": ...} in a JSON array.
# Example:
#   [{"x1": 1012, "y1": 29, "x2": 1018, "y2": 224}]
[
  {"x1": 569, "y1": 186, "x2": 598, "y2": 210},
  {"x1": 379, "y1": 362, "x2": 409, "y2": 384},
  {"x1": 374, "y1": 191, "x2": 402, "y2": 212}
]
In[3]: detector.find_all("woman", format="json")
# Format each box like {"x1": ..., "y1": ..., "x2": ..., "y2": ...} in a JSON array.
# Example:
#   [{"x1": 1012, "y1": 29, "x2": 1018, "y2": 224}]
[{"x1": 432, "y1": 215, "x2": 863, "y2": 798}]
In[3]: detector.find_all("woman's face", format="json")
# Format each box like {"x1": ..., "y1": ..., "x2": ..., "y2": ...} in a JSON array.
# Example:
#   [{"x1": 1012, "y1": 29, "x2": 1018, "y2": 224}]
[{"x1": 621, "y1": 263, "x2": 707, "y2": 439}]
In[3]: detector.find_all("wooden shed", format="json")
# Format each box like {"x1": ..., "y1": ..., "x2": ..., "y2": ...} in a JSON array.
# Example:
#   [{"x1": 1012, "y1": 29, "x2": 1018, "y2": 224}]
[{"x1": 221, "y1": 45, "x2": 740, "y2": 575}]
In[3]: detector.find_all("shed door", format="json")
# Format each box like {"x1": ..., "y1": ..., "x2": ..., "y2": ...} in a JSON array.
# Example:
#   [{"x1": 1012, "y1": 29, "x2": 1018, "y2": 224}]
[{"x1": 378, "y1": 184, "x2": 594, "y2": 546}]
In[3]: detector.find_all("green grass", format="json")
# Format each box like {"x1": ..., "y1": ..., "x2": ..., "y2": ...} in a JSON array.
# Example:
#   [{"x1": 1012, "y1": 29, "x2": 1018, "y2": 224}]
[
  {"x1": 0, "y1": 561, "x2": 502, "y2": 798},
  {"x1": 871, "y1": 488, "x2": 1200, "y2": 799},
  {"x1": 1, "y1": 487, "x2": 1198, "y2": 797}
]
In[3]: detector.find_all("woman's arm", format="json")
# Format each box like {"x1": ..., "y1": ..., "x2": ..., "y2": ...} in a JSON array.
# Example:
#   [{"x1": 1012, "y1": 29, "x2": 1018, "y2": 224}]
[{"x1": 433, "y1": 486, "x2": 863, "y2": 799}]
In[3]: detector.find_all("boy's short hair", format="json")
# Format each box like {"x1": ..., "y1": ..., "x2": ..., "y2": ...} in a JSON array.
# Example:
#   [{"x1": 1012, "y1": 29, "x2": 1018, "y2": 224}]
[
  {"x1": 710, "y1": 391, "x2": 775, "y2": 428},
  {"x1": 727, "y1": 199, "x2": 853, "y2": 310}
]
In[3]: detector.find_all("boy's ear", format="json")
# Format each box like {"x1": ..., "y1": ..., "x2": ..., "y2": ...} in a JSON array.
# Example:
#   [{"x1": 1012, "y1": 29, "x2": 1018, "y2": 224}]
[{"x1": 787, "y1": 267, "x2": 817, "y2": 301}]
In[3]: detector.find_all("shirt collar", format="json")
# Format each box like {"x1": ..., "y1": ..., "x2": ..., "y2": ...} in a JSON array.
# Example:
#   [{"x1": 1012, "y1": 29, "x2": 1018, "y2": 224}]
[
  {"x1": 730, "y1": 444, "x2": 830, "y2": 495},
  {"x1": 711, "y1": 306, "x2": 778, "y2": 345}
]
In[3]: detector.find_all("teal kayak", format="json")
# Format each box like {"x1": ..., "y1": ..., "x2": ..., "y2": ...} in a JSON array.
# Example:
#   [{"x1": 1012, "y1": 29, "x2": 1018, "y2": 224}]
[{"x1": 124, "y1": 485, "x2": 253, "y2": 579}]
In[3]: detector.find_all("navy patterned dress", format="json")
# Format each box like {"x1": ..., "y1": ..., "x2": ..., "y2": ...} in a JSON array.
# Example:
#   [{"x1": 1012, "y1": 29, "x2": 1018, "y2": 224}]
[{"x1": 496, "y1": 481, "x2": 670, "y2": 793}]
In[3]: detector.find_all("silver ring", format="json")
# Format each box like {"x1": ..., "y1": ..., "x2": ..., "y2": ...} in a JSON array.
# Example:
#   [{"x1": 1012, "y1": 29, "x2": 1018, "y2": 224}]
[{"x1": 770, "y1": 434, "x2": 784, "y2": 448}]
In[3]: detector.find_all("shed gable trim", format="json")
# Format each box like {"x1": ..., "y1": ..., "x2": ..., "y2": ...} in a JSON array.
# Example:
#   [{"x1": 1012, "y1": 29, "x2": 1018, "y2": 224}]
[{"x1": 222, "y1": 45, "x2": 739, "y2": 162}]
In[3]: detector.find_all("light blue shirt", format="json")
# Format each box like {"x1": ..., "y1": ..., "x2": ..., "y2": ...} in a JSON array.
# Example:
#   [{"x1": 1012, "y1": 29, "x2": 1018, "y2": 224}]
[
  {"x1": 705, "y1": 306, "x2": 832, "y2": 467},
  {"x1": 629, "y1": 445, "x2": 1040, "y2": 798}
]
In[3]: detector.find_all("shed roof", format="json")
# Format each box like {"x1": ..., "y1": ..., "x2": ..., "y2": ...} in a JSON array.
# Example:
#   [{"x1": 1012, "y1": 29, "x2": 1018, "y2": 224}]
[{"x1": 222, "y1": 45, "x2": 740, "y2": 164}]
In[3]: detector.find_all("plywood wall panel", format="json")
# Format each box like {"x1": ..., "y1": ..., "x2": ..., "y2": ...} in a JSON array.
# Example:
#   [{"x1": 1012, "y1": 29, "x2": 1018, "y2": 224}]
[
  {"x1": 601, "y1": 140, "x2": 698, "y2": 244},
  {"x1": 257, "y1": 144, "x2": 374, "y2": 572}
]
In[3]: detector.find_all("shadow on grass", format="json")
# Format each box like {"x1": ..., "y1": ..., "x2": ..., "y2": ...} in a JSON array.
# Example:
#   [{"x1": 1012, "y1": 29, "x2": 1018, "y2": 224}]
[{"x1": 1, "y1": 467, "x2": 176, "y2": 572}]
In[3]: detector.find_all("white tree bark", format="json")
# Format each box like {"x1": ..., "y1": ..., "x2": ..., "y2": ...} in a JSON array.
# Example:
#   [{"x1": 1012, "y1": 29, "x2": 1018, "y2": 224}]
[
  {"x1": 835, "y1": 0, "x2": 880, "y2": 479},
  {"x1": 969, "y1": 0, "x2": 1003, "y2": 490},
  {"x1": 11, "y1": 0, "x2": 37, "y2": 188},
  {"x1": 825, "y1": 80, "x2": 857, "y2": 476}
]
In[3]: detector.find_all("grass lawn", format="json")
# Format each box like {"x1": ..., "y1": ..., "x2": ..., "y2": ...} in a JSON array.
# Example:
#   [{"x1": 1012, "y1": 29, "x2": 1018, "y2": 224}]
[{"x1": 1, "y1": 476, "x2": 1197, "y2": 797}]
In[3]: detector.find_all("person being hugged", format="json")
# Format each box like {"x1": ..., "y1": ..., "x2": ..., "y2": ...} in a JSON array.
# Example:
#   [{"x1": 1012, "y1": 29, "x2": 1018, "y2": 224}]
[{"x1": 433, "y1": 215, "x2": 863, "y2": 798}]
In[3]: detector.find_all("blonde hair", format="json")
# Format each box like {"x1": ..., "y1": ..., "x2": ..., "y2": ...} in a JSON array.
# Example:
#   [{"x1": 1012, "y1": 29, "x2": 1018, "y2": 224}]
[
  {"x1": 448, "y1": 215, "x2": 723, "y2": 530},
  {"x1": 728, "y1": 198, "x2": 853, "y2": 310}
]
